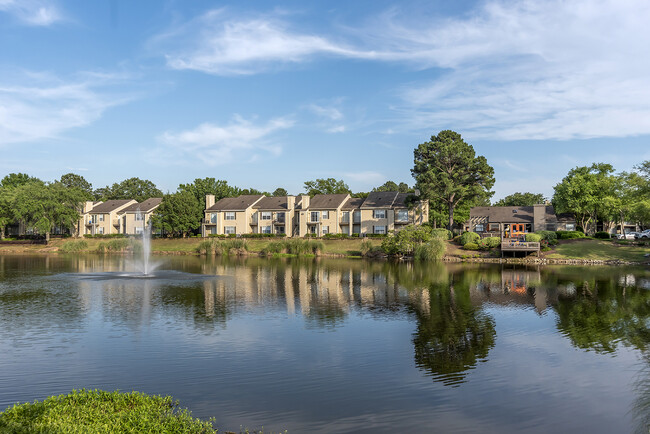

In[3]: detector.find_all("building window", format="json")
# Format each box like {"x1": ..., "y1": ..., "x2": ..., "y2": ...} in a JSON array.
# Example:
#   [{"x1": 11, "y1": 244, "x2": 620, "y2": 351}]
[
  {"x1": 261, "y1": 226, "x2": 272, "y2": 234},
  {"x1": 98, "y1": 227, "x2": 104, "y2": 234},
  {"x1": 322, "y1": 211, "x2": 329, "y2": 219},
  {"x1": 341, "y1": 211, "x2": 350, "y2": 223},
  {"x1": 225, "y1": 212, "x2": 236, "y2": 220},
  {"x1": 374, "y1": 225, "x2": 386, "y2": 234},
  {"x1": 396, "y1": 209, "x2": 408, "y2": 221},
  {"x1": 276, "y1": 212, "x2": 285, "y2": 222},
  {"x1": 565, "y1": 223, "x2": 575, "y2": 231},
  {"x1": 373, "y1": 210, "x2": 386, "y2": 219},
  {"x1": 261, "y1": 212, "x2": 272, "y2": 220},
  {"x1": 311, "y1": 211, "x2": 319, "y2": 222},
  {"x1": 135, "y1": 227, "x2": 144, "y2": 235},
  {"x1": 341, "y1": 226, "x2": 349, "y2": 235},
  {"x1": 475, "y1": 224, "x2": 485, "y2": 232},
  {"x1": 488, "y1": 223, "x2": 499, "y2": 232},
  {"x1": 353, "y1": 211, "x2": 360, "y2": 223},
  {"x1": 277, "y1": 226, "x2": 285, "y2": 234},
  {"x1": 98, "y1": 214, "x2": 104, "y2": 222},
  {"x1": 224, "y1": 226, "x2": 236, "y2": 234},
  {"x1": 310, "y1": 225, "x2": 318, "y2": 234},
  {"x1": 135, "y1": 213, "x2": 144, "y2": 221},
  {"x1": 210, "y1": 213, "x2": 218, "y2": 223},
  {"x1": 322, "y1": 226, "x2": 329, "y2": 234}
]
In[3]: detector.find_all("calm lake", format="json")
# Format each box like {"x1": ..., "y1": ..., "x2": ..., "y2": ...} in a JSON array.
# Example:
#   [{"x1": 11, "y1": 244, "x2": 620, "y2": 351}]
[{"x1": 0, "y1": 255, "x2": 648, "y2": 433}]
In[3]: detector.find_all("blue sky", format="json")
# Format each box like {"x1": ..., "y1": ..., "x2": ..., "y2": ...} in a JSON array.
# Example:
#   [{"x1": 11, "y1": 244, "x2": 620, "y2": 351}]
[{"x1": 1, "y1": 0, "x2": 649, "y2": 201}]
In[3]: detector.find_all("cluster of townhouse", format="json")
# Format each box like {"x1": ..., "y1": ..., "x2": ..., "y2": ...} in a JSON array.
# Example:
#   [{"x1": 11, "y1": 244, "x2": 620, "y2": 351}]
[
  {"x1": 465, "y1": 204, "x2": 576, "y2": 237},
  {"x1": 78, "y1": 198, "x2": 162, "y2": 236},
  {"x1": 201, "y1": 191, "x2": 429, "y2": 237}
]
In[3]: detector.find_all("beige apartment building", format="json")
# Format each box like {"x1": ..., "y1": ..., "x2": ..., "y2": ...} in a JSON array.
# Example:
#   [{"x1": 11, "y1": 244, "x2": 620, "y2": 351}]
[
  {"x1": 201, "y1": 192, "x2": 429, "y2": 238},
  {"x1": 83, "y1": 199, "x2": 137, "y2": 236},
  {"x1": 120, "y1": 198, "x2": 162, "y2": 235}
]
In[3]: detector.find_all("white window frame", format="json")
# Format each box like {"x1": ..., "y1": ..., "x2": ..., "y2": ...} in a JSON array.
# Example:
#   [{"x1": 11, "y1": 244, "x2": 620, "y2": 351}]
[
  {"x1": 224, "y1": 226, "x2": 236, "y2": 234},
  {"x1": 322, "y1": 211, "x2": 329, "y2": 219},
  {"x1": 373, "y1": 209, "x2": 386, "y2": 219},
  {"x1": 310, "y1": 225, "x2": 318, "y2": 234},
  {"x1": 261, "y1": 226, "x2": 272, "y2": 234},
  {"x1": 311, "y1": 211, "x2": 320, "y2": 222},
  {"x1": 396, "y1": 209, "x2": 408, "y2": 221},
  {"x1": 210, "y1": 213, "x2": 218, "y2": 224},
  {"x1": 98, "y1": 214, "x2": 105, "y2": 222},
  {"x1": 135, "y1": 227, "x2": 144, "y2": 235},
  {"x1": 475, "y1": 224, "x2": 485, "y2": 232},
  {"x1": 374, "y1": 225, "x2": 386, "y2": 234},
  {"x1": 135, "y1": 213, "x2": 144, "y2": 221},
  {"x1": 98, "y1": 226, "x2": 104, "y2": 234},
  {"x1": 322, "y1": 225, "x2": 329, "y2": 234},
  {"x1": 261, "y1": 211, "x2": 272, "y2": 220},
  {"x1": 341, "y1": 211, "x2": 350, "y2": 223},
  {"x1": 224, "y1": 212, "x2": 236, "y2": 220}
]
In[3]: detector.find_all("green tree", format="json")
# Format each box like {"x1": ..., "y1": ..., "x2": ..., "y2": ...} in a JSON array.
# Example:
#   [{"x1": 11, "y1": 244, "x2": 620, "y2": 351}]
[
  {"x1": 12, "y1": 183, "x2": 86, "y2": 241},
  {"x1": 150, "y1": 191, "x2": 201, "y2": 238},
  {"x1": 493, "y1": 192, "x2": 546, "y2": 206},
  {"x1": 97, "y1": 178, "x2": 163, "y2": 203},
  {"x1": 239, "y1": 187, "x2": 264, "y2": 196},
  {"x1": 373, "y1": 181, "x2": 412, "y2": 193},
  {"x1": 412, "y1": 130, "x2": 495, "y2": 230},
  {"x1": 178, "y1": 178, "x2": 241, "y2": 234},
  {"x1": 0, "y1": 173, "x2": 42, "y2": 189},
  {"x1": 59, "y1": 173, "x2": 93, "y2": 200},
  {"x1": 272, "y1": 188, "x2": 288, "y2": 197},
  {"x1": 0, "y1": 186, "x2": 16, "y2": 239},
  {"x1": 303, "y1": 178, "x2": 351, "y2": 196}
]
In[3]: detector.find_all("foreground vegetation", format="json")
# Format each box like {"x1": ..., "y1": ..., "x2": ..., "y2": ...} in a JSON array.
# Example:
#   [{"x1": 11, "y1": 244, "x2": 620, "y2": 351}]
[{"x1": 0, "y1": 389, "x2": 216, "y2": 433}]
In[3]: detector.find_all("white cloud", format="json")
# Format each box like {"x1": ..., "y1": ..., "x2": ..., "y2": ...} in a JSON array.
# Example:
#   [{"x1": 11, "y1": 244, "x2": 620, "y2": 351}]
[
  {"x1": 0, "y1": 71, "x2": 129, "y2": 145},
  {"x1": 327, "y1": 125, "x2": 346, "y2": 133},
  {"x1": 156, "y1": 115, "x2": 294, "y2": 166},
  {"x1": 344, "y1": 171, "x2": 385, "y2": 186},
  {"x1": 0, "y1": 0, "x2": 62, "y2": 26},
  {"x1": 307, "y1": 104, "x2": 343, "y2": 121}
]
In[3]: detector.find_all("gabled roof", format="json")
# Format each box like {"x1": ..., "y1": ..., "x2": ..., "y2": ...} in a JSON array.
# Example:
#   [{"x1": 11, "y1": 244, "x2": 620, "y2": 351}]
[
  {"x1": 469, "y1": 205, "x2": 573, "y2": 224},
  {"x1": 123, "y1": 198, "x2": 162, "y2": 213},
  {"x1": 308, "y1": 194, "x2": 349, "y2": 210},
  {"x1": 208, "y1": 195, "x2": 264, "y2": 211},
  {"x1": 341, "y1": 197, "x2": 365, "y2": 210},
  {"x1": 253, "y1": 196, "x2": 292, "y2": 211},
  {"x1": 360, "y1": 192, "x2": 413, "y2": 208},
  {"x1": 89, "y1": 199, "x2": 136, "y2": 214}
]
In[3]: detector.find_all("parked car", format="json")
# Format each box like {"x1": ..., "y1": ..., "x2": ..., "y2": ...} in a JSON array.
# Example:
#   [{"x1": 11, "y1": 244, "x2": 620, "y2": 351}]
[
  {"x1": 618, "y1": 232, "x2": 638, "y2": 240},
  {"x1": 635, "y1": 229, "x2": 650, "y2": 239}
]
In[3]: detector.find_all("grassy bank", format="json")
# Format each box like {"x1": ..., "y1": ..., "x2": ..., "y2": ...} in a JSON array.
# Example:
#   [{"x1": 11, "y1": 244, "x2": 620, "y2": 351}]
[
  {"x1": 545, "y1": 239, "x2": 650, "y2": 262},
  {"x1": 0, "y1": 389, "x2": 216, "y2": 433}
]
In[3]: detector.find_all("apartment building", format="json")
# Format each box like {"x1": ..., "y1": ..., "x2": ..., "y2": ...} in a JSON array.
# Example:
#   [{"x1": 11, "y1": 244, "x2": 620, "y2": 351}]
[
  {"x1": 201, "y1": 192, "x2": 429, "y2": 238},
  {"x1": 83, "y1": 199, "x2": 137, "y2": 236},
  {"x1": 120, "y1": 197, "x2": 162, "y2": 235}
]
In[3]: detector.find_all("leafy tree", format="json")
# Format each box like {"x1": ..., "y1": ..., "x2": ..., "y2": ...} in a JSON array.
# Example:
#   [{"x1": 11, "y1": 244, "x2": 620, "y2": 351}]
[
  {"x1": 59, "y1": 173, "x2": 93, "y2": 200},
  {"x1": 0, "y1": 186, "x2": 16, "y2": 239},
  {"x1": 552, "y1": 163, "x2": 616, "y2": 234},
  {"x1": 12, "y1": 183, "x2": 86, "y2": 241},
  {"x1": 97, "y1": 177, "x2": 163, "y2": 203},
  {"x1": 493, "y1": 192, "x2": 546, "y2": 207},
  {"x1": 178, "y1": 178, "x2": 241, "y2": 234},
  {"x1": 0, "y1": 173, "x2": 42, "y2": 189},
  {"x1": 372, "y1": 181, "x2": 412, "y2": 193},
  {"x1": 150, "y1": 191, "x2": 201, "y2": 238},
  {"x1": 303, "y1": 178, "x2": 351, "y2": 196},
  {"x1": 412, "y1": 130, "x2": 495, "y2": 230},
  {"x1": 272, "y1": 188, "x2": 288, "y2": 197},
  {"x1": 239, "y1": 188, "x2": 264, "y2": 196}
]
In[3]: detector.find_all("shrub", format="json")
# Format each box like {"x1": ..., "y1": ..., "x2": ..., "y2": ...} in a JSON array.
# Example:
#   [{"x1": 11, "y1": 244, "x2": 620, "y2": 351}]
[
  {"x1": 0, "y1": 389, "x2": 216, "y2": 433},
  {"x1": 414, "y1": 238, "x2": 446, "y2": 261},
  {"x1": 556, "y1": 230, "x2": 586, "y2": 240},
  {"x1": 431, "y1": 228, "x2": 453, "y2": 240},
  {"x1": 478, "y1": 237, "x2": 500, "y2": 249},
  {"x1": 525, "y1": 233, "x2": 542, "y2": 243},
  {"x1": 59, "y1": 240, "x2": 88, "y2": 253},
  {"x1": 463, "y1": 242, "x2": 479, "y2": 250},
  {"x1": 594, "y1": 231, "x2": 611, "y2": 239},
  {"x1": 459, "y1": 231, "x2": 480, "y2": 245},
  {"x1": 365, "y1": 233, "x2": 387, "y2": 238},
  {"x1": 360, "y1": 240, "x2": 374, "y2": 255},
  {"x1": 535, "y1": 230, "x2": 558, "y2": 244}
]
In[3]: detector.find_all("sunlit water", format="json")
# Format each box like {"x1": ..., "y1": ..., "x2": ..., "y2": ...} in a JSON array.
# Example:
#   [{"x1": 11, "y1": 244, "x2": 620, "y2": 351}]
[{"x1": 0, "y1": 255, "x2": 648, "y2": 433}]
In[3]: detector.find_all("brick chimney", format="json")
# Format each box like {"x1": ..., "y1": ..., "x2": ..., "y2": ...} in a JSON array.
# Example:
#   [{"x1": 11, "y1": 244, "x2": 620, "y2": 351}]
[
  {"x1": 287, "y1": 195, "x2": 295, "y2": 210},
  {"x1": 300, "y1": 195, "x2": 310, "y2": 209}
]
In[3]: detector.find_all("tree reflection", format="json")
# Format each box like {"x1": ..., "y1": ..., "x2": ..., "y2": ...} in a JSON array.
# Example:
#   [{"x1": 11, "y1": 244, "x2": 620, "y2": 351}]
[{"x1": 412, "y1": 280, "x2": 496, "y2": 387}]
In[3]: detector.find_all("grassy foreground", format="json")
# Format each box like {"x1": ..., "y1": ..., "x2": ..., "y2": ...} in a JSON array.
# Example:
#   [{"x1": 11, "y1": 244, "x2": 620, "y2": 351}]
[
  {"x1": 545, "y1": 239, "x2": 650, "y2": 262},
  {"x1": 0, "y1": 389, "x2": 216, "y2": 433}
]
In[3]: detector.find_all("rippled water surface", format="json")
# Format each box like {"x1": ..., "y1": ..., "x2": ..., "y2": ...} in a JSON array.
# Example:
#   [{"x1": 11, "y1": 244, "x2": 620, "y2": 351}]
[{"x1": 0, "y1": 255, "x2": 649, "y2": 433}]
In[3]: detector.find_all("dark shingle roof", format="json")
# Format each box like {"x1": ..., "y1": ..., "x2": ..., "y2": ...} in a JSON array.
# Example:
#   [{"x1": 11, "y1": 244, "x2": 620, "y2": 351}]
[
  {"x1": 470, "y1": 205, "x2": 571, "y2": 223},
  {"x1": 341, "y1": 197, "x2": 365, "y2": 210},
  {"x1": 253, "y1": 196, "x2": 292, "y2": 211},
  {"x1": 208, "y1": 195, "x2": 264, "y2": 211},
  {"x1": 360, "y1": 192, "x2": 412, "y2": 208},
  {"x1": 123, "y1": 198, "x2": 162, "y2": 213},
  {"x1": 90, "y1": 200, "x2": 136, "y2": 213},
  {"x1": 308, "y1": 194, "x2": 349, "y2": 209}
]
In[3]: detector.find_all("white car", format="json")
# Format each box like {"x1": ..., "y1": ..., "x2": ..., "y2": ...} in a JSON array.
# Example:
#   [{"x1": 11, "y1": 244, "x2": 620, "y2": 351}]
[
  {"x1": 635, "y1": 229, "x2": 650, "y2": 239},
  {"x1": 618, "y1": 232, "x2": 638, "y2": 240}
]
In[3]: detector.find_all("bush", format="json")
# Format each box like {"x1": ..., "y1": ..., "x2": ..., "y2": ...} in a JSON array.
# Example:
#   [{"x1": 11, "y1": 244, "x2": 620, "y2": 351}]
[
  {"x1": 365, "y1": 233, "x2": 387, "y2": 238},
  {"x1": 431, "y1": 228, "x2": 453, "y2": 240},
  {"x1": 83, "y1": 234, "x2": 126, "y2": 239},
  {"x1": 478, "y1": 237, "x2": 500, "y2": 249},
  {"x1": 463, "y1": 242, "x2": 479, "y2": 250},
  {"x1": 594, "y1": 231, "x2": 611, "y2": 239},
  {"x1": 556, "y1": 230, "x2": 586, "y2": 240},
  {"x1": 360, "y1": 240, "x2": 374, "y2": 255},
  {"x1": 535, "y1": 230, "x2": 558, "y2": 244},
  {"x1": 414, "y1": 238, "x2": 446, "y2": 261},
  {"x1": 59, "y1": 240, "x2": 88, "y2": 253},
  {"x1": 525, "y1": 233, "x2": 542, "y2": 243},
  {"x1": 0, "y1": 389, "x2": 216, "y2": 433},
  {"x1": 459, "y1": 231, "x2": 480, "y2": 245}
]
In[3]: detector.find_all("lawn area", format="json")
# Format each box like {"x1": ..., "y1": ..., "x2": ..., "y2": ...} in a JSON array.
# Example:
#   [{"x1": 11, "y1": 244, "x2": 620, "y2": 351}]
[{"x1": 545, "y1": 239, "x2": 650, "y2": 262}]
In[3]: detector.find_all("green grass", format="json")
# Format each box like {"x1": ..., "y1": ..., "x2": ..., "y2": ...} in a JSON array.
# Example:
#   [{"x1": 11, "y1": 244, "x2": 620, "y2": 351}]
[
  {"x1": 545, "y1": 239, "x2": 650, "y2": 262},
  {"x1": 0, "y1": 389, "x2": 216, "y2": 433}
]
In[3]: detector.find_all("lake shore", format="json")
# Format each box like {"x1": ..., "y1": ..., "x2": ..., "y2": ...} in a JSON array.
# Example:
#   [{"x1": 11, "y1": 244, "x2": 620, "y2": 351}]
[{"x1": 1, "y1": 237, "x2": 649, "y2": 266}]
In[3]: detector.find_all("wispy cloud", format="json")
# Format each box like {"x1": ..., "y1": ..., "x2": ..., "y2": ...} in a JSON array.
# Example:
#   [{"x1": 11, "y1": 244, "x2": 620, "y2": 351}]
[
  {"x1": 307, "y1": 104, "x2": 343, "y2": 121},
  {"x1": 0, "y1": 0, "x2": 62, "y2": 26},
  {"x1": 0, "y1": 70, "x2": 130, "y2": 145},
  {"x1": 156, "y1": 115, "x2": 294, "y2": 166}
]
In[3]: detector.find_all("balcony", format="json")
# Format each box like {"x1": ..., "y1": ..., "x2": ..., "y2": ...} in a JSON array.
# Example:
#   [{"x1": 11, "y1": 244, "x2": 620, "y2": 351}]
[
  {"x1": 395, "y1": 218, "x2": 411, "y2": 225},
  {"x1": 112, "y1": 219, "x2": 120, "y2": 227}
]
